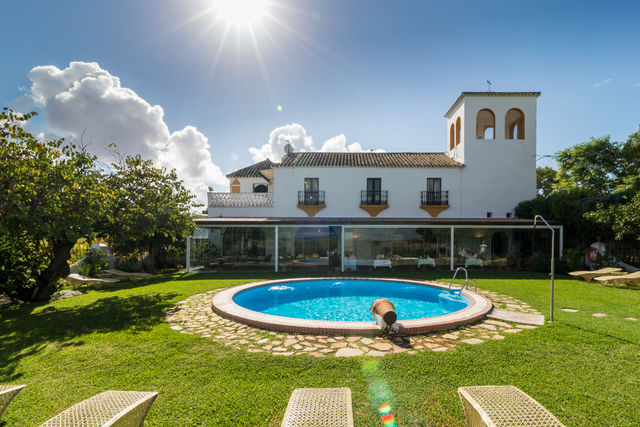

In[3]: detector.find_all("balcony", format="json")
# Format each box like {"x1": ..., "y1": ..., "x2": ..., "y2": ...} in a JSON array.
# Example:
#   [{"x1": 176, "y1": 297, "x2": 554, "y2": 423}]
[
  {"x1": 420, "y1": 190, "x2": 449, "y2": 217},
  {"x1": 361, "y1": 190, "x2": 388, "y2": 205},
  {"x1": 298, "y1": 191, "x2": 325, "y2": 205},
  {"x1": 297, "y1": 191, "x2": 325, "y2": 217},
  {"x1": 421, "y1": 190, "x2": 448, "y2": 206},
  {"x1": 208, "y1": 192, "x2": 273, "y2": 208},
  {"x1": 359, "y1": 190, "x2": 389, "y2": 217}
]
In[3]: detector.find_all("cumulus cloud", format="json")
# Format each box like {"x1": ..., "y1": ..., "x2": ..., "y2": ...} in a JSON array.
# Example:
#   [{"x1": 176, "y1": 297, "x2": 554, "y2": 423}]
[
  {"x1": 592, "y1": 77, "x2": 612, "y2": 88},
  {"x1": 249, "y1": 123, "x2": 385, "y2": 162},
  {"x1": 27, "y1": 61, "x2": 226, "y2": 201}
]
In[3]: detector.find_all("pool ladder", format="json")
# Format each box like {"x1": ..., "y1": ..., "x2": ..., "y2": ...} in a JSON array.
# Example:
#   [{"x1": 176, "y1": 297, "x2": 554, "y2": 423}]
[{"x1": 448, "y1": 267, "x2": 478, "y2": 296}]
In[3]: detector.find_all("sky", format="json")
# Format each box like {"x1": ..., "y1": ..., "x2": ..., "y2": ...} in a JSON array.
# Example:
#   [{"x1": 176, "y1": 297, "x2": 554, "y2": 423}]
[{"x1": 3, "y1": 0, "x2": 640, "y2": 199}]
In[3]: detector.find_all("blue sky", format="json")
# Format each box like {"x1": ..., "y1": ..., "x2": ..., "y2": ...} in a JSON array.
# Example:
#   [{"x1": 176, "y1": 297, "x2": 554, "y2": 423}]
[{"x1": 3, "y1": 0, "x2": 640, "y2": 191}]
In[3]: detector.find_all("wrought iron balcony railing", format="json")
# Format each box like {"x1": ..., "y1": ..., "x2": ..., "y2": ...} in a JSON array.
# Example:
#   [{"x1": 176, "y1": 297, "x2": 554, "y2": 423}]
[
  {"x1": 361, "y1": 190, "x2": 388, "y2": 205},
  {"x1": 298, "y1": 190, "x2": 325, "y2": 205},
  {"x1": 421, "y1": 190, "x2": 449, "y2": 206}
]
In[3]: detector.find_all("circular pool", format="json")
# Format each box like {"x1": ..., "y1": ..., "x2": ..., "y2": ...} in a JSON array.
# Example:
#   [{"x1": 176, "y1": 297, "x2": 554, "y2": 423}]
[{"x1": 211, "y1": 278, "x2": 492, "y2": 335}]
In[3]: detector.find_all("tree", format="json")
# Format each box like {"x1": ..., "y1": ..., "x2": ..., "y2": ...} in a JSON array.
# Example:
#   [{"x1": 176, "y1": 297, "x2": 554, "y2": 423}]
[
  {"x1": 536, "y1": 166, "x2": 558, "y2": 196},
  {"x1": 103, "y1": 155, "x2": 197, "y2": 271},
  {"x1": 0, "y1": 109, "x2": 110, "y2": 301}
]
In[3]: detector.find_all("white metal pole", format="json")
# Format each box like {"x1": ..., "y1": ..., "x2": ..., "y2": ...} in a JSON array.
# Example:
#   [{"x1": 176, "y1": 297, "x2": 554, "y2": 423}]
[
  {"x1": 185, "y1": 236, "x2": 191, "y2": 273},
  {"x1": 341, "y1": 226, "x2": 345, "y2": 272},
  {"x1": 274, "y1": 226, "x2": 279, "y2": 272},
  {"x1": 450, "y1": 226, "x2": 455, "y2": 271}
]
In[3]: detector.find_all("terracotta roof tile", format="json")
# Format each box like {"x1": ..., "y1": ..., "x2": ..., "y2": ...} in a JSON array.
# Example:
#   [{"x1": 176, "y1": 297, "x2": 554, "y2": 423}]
[
  {"x1": 277, "y1": 152, "x2": 462, "y2": 168},
  {"x1": 226, "y1": 159, "x2": 276, "y2": 178}
]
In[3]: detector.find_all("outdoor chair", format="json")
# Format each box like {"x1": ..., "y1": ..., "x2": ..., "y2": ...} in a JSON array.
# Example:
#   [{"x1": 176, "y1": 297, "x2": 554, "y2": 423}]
[
  {"x1": 0, "y1": 384, "x2": 25, "y2": 419},
  {"x1": 40, "y1": 390, "x2": 157, "y2": 427},
  {"x1": 593, "y1": 271, "x2": 640, "y2": 287},
  {"x1": 568, "y1": 267, "x2": 624, "y2": 283},
  {"x1": 458, "y1": 385, "x2": 564, "y2": 427},
  {"x1": 282, "y1": 387, "x2": 353, "y2": 427}
]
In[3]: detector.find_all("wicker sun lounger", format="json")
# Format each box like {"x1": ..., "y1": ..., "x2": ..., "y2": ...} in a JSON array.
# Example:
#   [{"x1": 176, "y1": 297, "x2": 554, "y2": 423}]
[
  {"x1": 40, "y1": 390, "x2": 157, "y2": 427},
  {"x1": 458, "y1": 386, "x2": 564, "y2": 427},
  {"x1": 0, "y1": 384, "x2": 25, "y2": 418},
  {"x1": 568, "y1": 267, "x2": 624, "y2": 283},
  {"x1": 282, "y1": 388, "x2": 353, "y2": 427},
  {"x1": 594, "y1": 271, "x2": 640, "y2": 287}
]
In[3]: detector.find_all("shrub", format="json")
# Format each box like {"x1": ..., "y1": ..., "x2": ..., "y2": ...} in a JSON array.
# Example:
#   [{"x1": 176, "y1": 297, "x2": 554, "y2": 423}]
[{"x1": 77, "y1": 248, "x2": 108, "y2": 277}]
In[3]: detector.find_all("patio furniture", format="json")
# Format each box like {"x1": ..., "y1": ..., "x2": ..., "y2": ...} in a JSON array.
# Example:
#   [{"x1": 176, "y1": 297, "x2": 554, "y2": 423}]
[
  {"x1": 344, "y1": 257, "x2": 357, "y2": 271},
  {"x1": 418, "y1": 257, "x2": 436, "y2": 268},
  {"x1": 373, "y1": 259, "x2": 392, "y2": 269},
  {"x1": 0, "y1": 384, "x2": 25, "y2": 419},
  {"x1": 458, "y1": 385, "x2": 565, "y2": 427},
  {"x1": 593, "y1": 271, "x2": 640, "y2": 287},
  {"x1": 282, "y1": 388, "x2": 353, "y2": 427},
  {"x1": 98, "y1": 269, "x2": 151, "y2": 278},
  {"x1": 40, "y1": 390, "x2": 158, "y2": 427},
  {"x1": 568, "y1": 267, "x2": 624, "y2": 283},
  {"x1": 66, "y1": 274, "x2": 120, "y2": 289},
  {"x1": 465, "y1": 258, "x2": 483, "y2": 268}
]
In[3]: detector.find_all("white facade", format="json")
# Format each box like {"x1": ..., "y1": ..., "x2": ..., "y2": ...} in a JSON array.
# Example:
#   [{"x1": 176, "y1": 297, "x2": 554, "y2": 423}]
[{"x1": 208, "y1": 92, "x2": 539, "y2": 219}]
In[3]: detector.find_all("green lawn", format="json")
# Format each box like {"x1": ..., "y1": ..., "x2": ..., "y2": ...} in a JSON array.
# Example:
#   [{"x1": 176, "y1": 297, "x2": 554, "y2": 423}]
[{"x1": 1, "y1": 271, "x2": 639, "y2": 426}]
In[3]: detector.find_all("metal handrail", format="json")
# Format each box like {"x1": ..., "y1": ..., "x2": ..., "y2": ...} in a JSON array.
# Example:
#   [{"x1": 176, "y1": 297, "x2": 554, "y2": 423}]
[
  {"x1": 448, "y1": 267, "x2": 468, "y2": 293},
  {"x1": 448, "y1": 267, "x2": 479, "y2": 296}
]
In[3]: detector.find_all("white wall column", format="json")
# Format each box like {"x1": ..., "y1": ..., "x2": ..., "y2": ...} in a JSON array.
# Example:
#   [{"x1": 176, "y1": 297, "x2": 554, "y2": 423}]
[
  {"x1": 274, "y1": 226, "x2": 279, "y2": 272},
  {"x1": 341, "y1": 226, "x2": 345, "y2": 272},
  {"x1": 185, "y1": 236, "x2": 191, "y2": 273},
  {"x1": 450, "y1": 226, "x2": 455, "y2": 271}
]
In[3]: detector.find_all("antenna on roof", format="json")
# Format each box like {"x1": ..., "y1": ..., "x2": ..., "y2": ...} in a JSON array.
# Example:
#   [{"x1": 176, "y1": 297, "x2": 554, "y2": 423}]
[
  {"x1": 487, "y1": 79, "x2": 492, "y2": 92},
  {"x1": 284, "y1": 143, "x2": 294, "y2": 154}
]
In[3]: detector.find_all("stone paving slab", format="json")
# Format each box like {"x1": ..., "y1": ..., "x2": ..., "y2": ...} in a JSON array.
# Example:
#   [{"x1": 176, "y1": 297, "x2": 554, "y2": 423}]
[
  {"x1": 164, "y1": 285, "x2": 543, "y2": 357},
  {"x1": 488, "y1": 308, "x2": 545, "y2": 325}
]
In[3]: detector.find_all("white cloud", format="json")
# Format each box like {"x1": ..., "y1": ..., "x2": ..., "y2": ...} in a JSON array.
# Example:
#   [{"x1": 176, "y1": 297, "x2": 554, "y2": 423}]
[
  {"x1": 592, "y1": 78, "x2": 612, "y2": 88},
  {"x1": 27, "y1": 61, "x2": 226, "y2": 202},
  {"x1": 249, "y1": 123, "x2": 385, "y2": 162}
]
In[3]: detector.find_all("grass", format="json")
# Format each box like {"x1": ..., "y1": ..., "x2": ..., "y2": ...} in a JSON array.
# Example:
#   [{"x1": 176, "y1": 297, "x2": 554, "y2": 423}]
[{"x1": 1, "y1": 271, "x2": 639, "y2": 426}]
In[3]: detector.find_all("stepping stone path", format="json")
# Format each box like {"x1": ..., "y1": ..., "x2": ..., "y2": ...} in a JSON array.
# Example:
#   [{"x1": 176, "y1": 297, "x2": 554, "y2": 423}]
[
  {"x1": 624, "y1": 317, "x2": 638, "y2": 321},
  {"x1": 561, "y1": 308, "x2": 579, "y2": 313},
  {"x1": 592, "y1": 313, "x2": 607, "y2": 317},
  {"x1": 164, "y1": 284, "x2": 542, "y2": 358}
]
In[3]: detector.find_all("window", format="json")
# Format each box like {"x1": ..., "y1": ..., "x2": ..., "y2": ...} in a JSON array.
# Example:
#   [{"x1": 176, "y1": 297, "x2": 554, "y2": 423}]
[
  {"x1": 486, "y1": 212, "x2": 493, "y2": 218},
  {"x1": 506, "y1": 212, "x2": 513, "y2": 218},
  {"x1": 449, "y1": 124, "x2": 455, "y2": 150},
  {"x1": 476, "y1": 109, "x2": 495, "y2": 139},
  {"x1": 455, "y1": 117, "x2": 461, "y2": 145},
  {"x1": 423, "y1": 178, "x2": 444, "y2": 204},
  {"x1": 253, "y1": 183, "x2": 268, "y2": 193},
  {"x1": 505, "y1": 108, "x2": 525, "y2": 139}
]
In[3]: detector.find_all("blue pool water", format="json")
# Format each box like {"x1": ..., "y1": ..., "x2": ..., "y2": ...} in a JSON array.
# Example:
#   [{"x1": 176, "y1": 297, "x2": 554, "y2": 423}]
[{"x1": 233, "y1": 279, "x2": 469, "y2": 322}]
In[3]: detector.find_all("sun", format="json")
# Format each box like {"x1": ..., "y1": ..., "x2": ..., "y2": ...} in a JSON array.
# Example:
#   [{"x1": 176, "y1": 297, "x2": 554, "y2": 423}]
[{"x1": 212, "y1": 0, "x2": 269, "y2": 28}]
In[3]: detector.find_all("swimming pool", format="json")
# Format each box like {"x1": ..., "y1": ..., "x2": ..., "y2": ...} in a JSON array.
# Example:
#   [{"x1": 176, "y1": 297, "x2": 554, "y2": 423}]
[{"x1": 212, "y1": 278, "x2": 492, "y2": 335}]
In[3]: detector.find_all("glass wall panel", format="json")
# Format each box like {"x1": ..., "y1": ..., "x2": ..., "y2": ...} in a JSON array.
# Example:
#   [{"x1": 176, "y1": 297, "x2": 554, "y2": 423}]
[
  {"x1": 189, "y1": 226, "x2": 275, "y2": 271},
  {"x1": 278, "y1": 226, "x2": 341, "y2": 272},
  {"x1": 344, "y1": 227, "x2": 450, "y2": 270},
  {"x1": 453, "y1": 228, "x2": 560, "y2": 270}
]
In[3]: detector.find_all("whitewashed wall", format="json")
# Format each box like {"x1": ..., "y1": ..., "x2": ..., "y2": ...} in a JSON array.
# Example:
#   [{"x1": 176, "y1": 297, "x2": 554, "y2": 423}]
[{"x1": 209, "y1": 93, "x2": 538, "y2": 219}]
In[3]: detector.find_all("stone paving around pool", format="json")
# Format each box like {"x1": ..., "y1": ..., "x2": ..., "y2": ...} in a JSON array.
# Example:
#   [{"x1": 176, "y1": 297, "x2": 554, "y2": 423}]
[{"x1": 165, "y1": 285, "x2": 542, "y2": 357}]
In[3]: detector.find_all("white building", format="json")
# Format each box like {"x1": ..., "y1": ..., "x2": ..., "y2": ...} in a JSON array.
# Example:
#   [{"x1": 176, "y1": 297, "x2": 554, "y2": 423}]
[{"x1": 191, "y1": 91, "x2": 562, "y2": 272}]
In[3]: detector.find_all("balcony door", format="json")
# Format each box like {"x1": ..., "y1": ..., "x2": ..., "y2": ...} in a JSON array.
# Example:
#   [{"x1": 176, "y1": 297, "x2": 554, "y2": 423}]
[
  {"x1": 426, "y1": 178, "x2": 442, "y2": 204},
  {"x1": 303, "y1": 178, "x2": 319, "y2": 204},
  {"x1": 366, "y1": 178, "x2": 382, "y2": 204}
]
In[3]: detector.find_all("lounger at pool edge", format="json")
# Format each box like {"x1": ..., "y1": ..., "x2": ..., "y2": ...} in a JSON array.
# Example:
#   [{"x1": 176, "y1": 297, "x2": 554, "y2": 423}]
[
  {"x1": 282, "y1": 388, "x2": 353, "y2": 427},
  {"x1": 0, "y1": 384, "x2": 25, "y2": 419},
  {"x1": 594, "y1": 271, "x2": 640, "y2": 286},
  {"x1": 568, "y1": 267, "x2": 624, "y2": 283}
]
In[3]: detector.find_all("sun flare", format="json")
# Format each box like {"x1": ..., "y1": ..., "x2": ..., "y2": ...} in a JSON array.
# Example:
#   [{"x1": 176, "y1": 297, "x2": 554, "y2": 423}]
[{"x1": 212, "y1": 0, "x2": 269, "y2": 27}]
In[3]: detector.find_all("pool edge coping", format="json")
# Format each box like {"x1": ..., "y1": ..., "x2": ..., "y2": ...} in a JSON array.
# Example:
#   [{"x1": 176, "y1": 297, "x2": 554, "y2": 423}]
[{"x1": 211, "y1": 277, "x2": 493, "y2": 336}]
